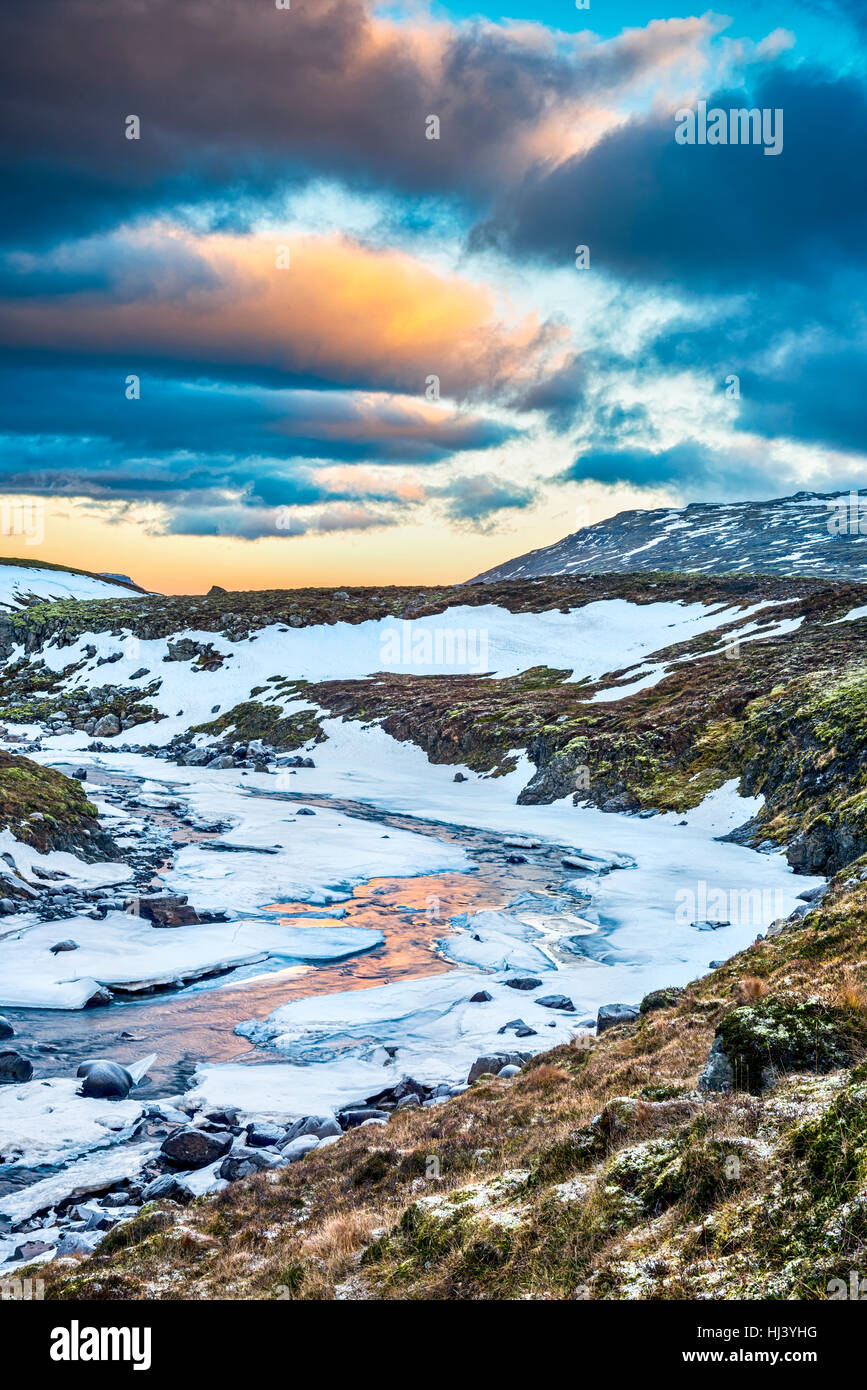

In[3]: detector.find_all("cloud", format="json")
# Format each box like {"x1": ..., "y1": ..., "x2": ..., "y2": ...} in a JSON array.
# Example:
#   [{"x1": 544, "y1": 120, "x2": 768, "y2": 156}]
[
  {"x1": 0, "y1": 227, "x2": 572, "y2": 407},
  {"x1": 0, "y1": 1, "x2": 720, "y2": 244},
  {"x1": 472, "y1": 66, "x2": 867, "y2": 291},
  {"x1": 435, "y1": 472, "x2": 537, "y2": 525}
]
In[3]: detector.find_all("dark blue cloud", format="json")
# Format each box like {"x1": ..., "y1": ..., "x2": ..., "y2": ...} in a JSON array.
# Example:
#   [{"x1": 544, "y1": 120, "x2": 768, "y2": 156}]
[{"x1": 473, "y1": 66, "x2": 867, "y2": 291}]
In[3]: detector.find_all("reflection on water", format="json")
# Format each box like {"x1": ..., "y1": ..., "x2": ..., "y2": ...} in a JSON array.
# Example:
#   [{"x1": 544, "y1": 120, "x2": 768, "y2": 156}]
[{"x1": 5, "y1": 788, "x2": 570, "y2": 1096}]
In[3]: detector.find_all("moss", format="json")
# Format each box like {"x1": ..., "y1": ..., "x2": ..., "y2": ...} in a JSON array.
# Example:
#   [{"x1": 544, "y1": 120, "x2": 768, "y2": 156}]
[
  {"x1": 0, "y1": 751, "x2": 110, "y2": 855},
  {"x1": 189, "y1": 700, "x2": 324, "y2": 751},
  {"x1": 716, "y1": 996, "x2": 867, "y2": 1093}
]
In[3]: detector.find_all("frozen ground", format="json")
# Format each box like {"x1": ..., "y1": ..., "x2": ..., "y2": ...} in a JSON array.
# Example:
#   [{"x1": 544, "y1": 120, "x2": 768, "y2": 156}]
[{"x1": 0, "y1": 563, "x2": 140, "y2": 609}]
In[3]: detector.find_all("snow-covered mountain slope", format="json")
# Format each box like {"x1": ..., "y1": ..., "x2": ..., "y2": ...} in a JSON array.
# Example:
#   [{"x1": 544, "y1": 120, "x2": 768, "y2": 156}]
[
  {"x1": 0, "y1": 559, "x2": 145, "y2": 609},
  {"x1": 471, "y1": 489, "x2": 867, "y2": 583}
]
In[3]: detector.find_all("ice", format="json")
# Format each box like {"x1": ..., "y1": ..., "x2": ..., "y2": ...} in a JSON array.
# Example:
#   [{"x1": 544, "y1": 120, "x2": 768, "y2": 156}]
[
  {"x1": 0, "y1": 1077, "x2": 146, "y2": 1170},
  {"x1": 0, "y1": 912, "x2": 384, "y2": 1010},
  {"x1": 0, "y1": 1143, "x2": 159, "y2": 1225}
]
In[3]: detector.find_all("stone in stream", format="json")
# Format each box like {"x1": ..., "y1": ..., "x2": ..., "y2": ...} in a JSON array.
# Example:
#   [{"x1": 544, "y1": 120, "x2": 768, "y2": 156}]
[
  {"x1": 296, "y1": 807, "x2": 316, "y2": 816},
  {"x1": 498, "y1": 1019, "x2": 537, "y2": 1037},
  {"x1": 536, "y1": 994, "x2": 576, "y2": 1012},
  {"x1": 469, "y1": 990, "x2": 493, "y2": 1003},
  {"x1": 161, "y1": 1127, "x2": 233, "y2": 1169},
  {"x1": 504, "y1": 977, "x2": 541, "y2": 991},
  {"x1": 49, "y1": 939, "x2": 79, "y2": 955},
  {"x1": 0, "y1": 1015, "x2": 14, "y2": 1039},
  {"x1": 0, "y1": 1050, "x2": 33, "y2": 1084},
  {"x1": 77, "y1": 1059, "x2": 134, "y2": 1100},
  {"x1": 127, "y1": 894, "x2": 201, "y2": 928}
]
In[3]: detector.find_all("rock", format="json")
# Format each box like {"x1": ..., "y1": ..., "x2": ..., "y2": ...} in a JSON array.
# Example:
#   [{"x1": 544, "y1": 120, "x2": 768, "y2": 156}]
[
  {"x1": 498, "y1": 1065, "x2": 521, "y2": 1078},
  {"x1": 142, "y1": 1173, "x2": 190, "y2": 1203},
  {"x1": 245, "y1": 1121, "x2": 286, "y2": 1148},
  {"x1": 797, "y1": 883, "x2": 828, "y2": 903},
  {"x1": 697, "y1": 1037, "x2": 734, "y2": 1093},
  {"x1": 469, "y1": 990, "x2": 493, "y2": 1003},
  {"x1": 0, "y1": 1015, "x2": 13, "y2": 1039},
  {"x1": 77, "y1": 1060, "x2": 133, "y2": 1099},
  {"x1": 219, "y1": 1146, "x2": 285, "y2": 1180},
  {"x1": 55, "y1": 1232, "x2": 100, "y2": 1258},
  {"x1": 536, "y1": 994, "x2": 575, "y2": 1012},
  {"x1": 128, "y1": 894, "x2": 201, "y2": 928},
  {"x1": 507, "y1": 854, "x2": 527, "y2": 864},
  {"x1": 280, "y1": 1135, "x2": 320, "y2": 1163},
  {"x1": 454, "y1": 772, "x2": 467, "y2": 782},
  {"x1": 161, "y1": 1127, "x2": 233, "y2": 1169},
  {"x1": 93, "y1": 714, "x2": 121, "y2": 738},
  {"x1": 639, "y1": 986, "x2": 684, "y2": 1015},
  {"x1": 204, "y1": 1107, "x2": 241, "y2": 1127},
  {"x1": 72, "y1": 767, "x2": 88, "y2": 781},
  {"x1": 284, "y1": 1115, "x2": 341, "y2": 1142},
  {"x1": 713, "y1": 995, "x2": 859, "y2": 1094},
  {"x1": 13, "y1": 1239, "x2": 55, "y2": 1261},
  {"x1": 341, "y1": 1108, "x2": 389, "y2": 1127},
  {"x1": 396, "y1": 1093, "x2": 420, "y2": 1109},
  {"x1": 207, "y1": 585, "x2": 227, "y2": 595},
  {"x1": 504, "y1": 977, "x2": 541, "y2": 991},
  {"x1": 467, "y1": 1053, "x2": 521, "y2": 1084},
  {"x1": 296, "y1": 807, "x2": 315, "y2": 816},
  {"x1": 0, "y1": 1049, "x2": 33, "y2": 1084},
  {"x1": 596, "y1": 1003, "x2": 640, "y2": 1033},
  {"x1": 49, "y1": 939, "x2": 79, "y2": 955}
]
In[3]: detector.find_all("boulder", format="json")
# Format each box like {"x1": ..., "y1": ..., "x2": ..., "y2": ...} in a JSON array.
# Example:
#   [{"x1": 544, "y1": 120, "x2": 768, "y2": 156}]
[
  {"x1": 504, "y1": 977, "x2": 542, "y2": 991},
  {"x1": 129, "y1": 894, "x2": 201, "y2": 928},
  {"x1": 49, "y1": 939, "x2": 79, "y2": 955},
  {"x1": 469, "y1": 990, "x2": 493, "y2": 1003},
  {"x1": 596, "y1": 1003, "x2": 640, "y2": 1033},
  {"x1": 280, "y1": 1135, "x2": 320, "y2": 1163},
  {"x1": 284, "y1": 1114, "x2": 341, "y2": 1142},
  {"x1": 0, "y1": 1015, "x2": 13, "y2": 1039},
  {"x1": 245, "y1": 1121, "x2": 287, "y2": 1148},
  {"x1": 639, "y1": 986, "x2": 684, "y2": 1015},
  {"x1": 536, "y1": 994, "x2": 575, "y2": 1012},
  {"x1": 341, "y1": 1108, "x2": 389, "y2": 1127},
  {"x1": 697, "y1": 1037, "x2": 733, "y2": 1093},
  {"x1": 93, "y1": 714, "x2": 121, "y2": 738},
  {"x1": 77, "y1": 1060, "x2": 133, "y2": 1100},
  {"x1": 467, "y1": 1053, "x2": 522, "y2": 1084},
  {"x1": 0, "y1": 1050, "x2": 33, "y2": 1084},
  {"x1": 161, "y1": 1127, "x2": 233, "y2": 1169}
]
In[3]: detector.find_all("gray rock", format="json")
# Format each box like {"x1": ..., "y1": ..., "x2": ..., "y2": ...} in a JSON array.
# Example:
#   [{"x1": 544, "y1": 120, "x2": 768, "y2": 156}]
[
  {"x1": 498, "y1": 1065, "x2": 521, "y2": 1078},
  {"x1": 161, "y1": 1127, "x2": 233, "y2": 1169},
  {"x1": 0, "y1": 1049, "x2": 33, "y2": 1084},
  {"x1": 0, "y1": 1015, "x2": 13, "y2": 1039},
  {"x1": 536, "y1": 994, "x2": 575, "y2": 1012},
  {"x1": 596, "y1": 1003, "x2": 640, "y2": 1033},
  {"x1": 49, "y1": 939, "x2": 79, "y2": 955},
  {"x1": 396, "y1": 1093, "x2": 420, "y2": 1109},
  {"x1": 219, "y1": 1145, "x2": 286, "y2": 1180},
  {"x1": 55, "y1": 1232, "x2": 101, "y2": 1257},
  {"x1": 245, "y1": 1121, "x2": 286, "y2": 1148},
  {"x1": 504, "y1": 977, "x2": 542, "y2": 991},
  {"x1": 467, "y1": 1053, "x2": 522, "y2": 1084},
  {"x1": 284, "y1": 1114, "x2": 341, "y2": 1142},
  {"x1": 93, "y1": 714, "x2": 121, "y2": 738},
  {"x1": 469, "y1": 990, "x2": 493, "y2": 1003},
  {"x1": 142, "y1": 1173, "x2": 190, "y2": 1203},
  {"x1": 77, "y1": 1059, "x2": 134, "y2": 1100},
  {"x1": 697, "y1": 1037, "x2": 734, "y2": 1093},
  {"x1": 280, "y1": 1135, "x2": 320, "y2": 1163},
  {"x1": 341, "y1": 1108, "x2": 389, "y2": 1127}
]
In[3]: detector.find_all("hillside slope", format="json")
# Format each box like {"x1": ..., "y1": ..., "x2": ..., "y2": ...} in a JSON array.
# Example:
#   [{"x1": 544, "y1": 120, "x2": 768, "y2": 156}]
[
  {"x1": 4, "y1": 571, "x2": 866, "y2": 1301},
  {"x1": 471, "y1": 490, "x2": 867, "y2": 583}
]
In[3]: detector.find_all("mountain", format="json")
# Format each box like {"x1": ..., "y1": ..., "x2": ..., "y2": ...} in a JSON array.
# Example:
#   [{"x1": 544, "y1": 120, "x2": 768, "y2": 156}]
[{"x1": 471, "y1": 488, "x2": 867, "y2": 583}]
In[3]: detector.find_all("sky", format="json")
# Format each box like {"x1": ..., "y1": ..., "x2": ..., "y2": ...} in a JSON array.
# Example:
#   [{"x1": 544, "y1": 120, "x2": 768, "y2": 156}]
[{"x1": 0, "y1": 0, "x2": 865, "y2": 593}]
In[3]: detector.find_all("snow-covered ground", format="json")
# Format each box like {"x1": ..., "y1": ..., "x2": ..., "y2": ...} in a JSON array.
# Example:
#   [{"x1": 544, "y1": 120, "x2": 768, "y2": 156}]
[
  {"x1": 18, "y1": 595, "x2": 796, "y2": 745},
  {"x1": 0, "y1": 590, "x2": 823, "y2": 1195},
  {"x1": 0, "y1": 562, "x2": 141, "y2": 609}
]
